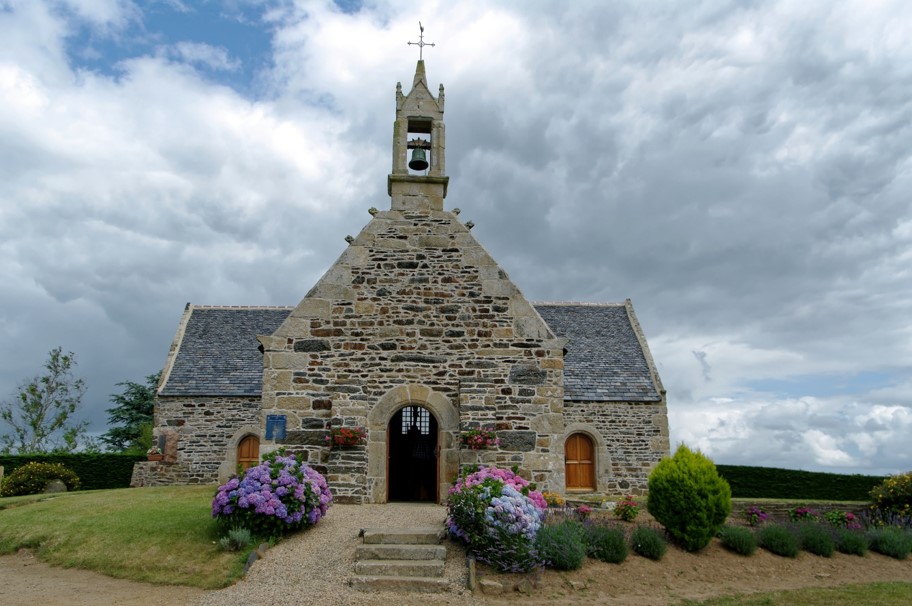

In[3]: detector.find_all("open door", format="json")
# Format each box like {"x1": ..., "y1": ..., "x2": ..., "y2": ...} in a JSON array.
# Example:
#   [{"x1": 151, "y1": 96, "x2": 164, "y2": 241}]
[{"x1": 387, "y1": 405, "x2": 438, "y2": 502}]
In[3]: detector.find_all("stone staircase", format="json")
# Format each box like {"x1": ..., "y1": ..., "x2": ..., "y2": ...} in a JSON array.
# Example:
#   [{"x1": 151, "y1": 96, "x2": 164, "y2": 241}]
[{"x1": 349, "y1": 527, "x2": 450, "y2": 593}]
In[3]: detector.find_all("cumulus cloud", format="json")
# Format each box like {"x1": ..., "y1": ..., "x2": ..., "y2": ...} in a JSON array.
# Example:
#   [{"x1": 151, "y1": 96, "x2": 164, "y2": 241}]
[{"x1": 0, "y1": 0, "x2": 910, "y2": 473}]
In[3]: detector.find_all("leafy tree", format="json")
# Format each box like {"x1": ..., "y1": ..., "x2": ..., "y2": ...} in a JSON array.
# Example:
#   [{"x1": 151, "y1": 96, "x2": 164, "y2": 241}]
[
  {"x1": 0, "y1": 347, "x2": 90, "y2": 454},
  {"x1": 101, "y1": 371, "x2": 161, "y2": 452}
]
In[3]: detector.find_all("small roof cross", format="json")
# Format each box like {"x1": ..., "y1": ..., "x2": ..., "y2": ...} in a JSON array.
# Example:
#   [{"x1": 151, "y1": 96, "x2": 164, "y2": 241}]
[{"x1": 408, "y1": 22, "x2": 435, "y2": 60}]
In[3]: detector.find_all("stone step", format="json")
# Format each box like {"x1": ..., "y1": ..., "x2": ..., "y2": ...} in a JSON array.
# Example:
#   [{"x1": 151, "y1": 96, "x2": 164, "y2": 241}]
[
  {"x1": 349, "y1": 575, "x2": 451, "y2": 593},
  {"x1": 355, "y1": 543, "x2": 446, "y2": 561},
  {"x1": 353, "y1": 558, "x2": 445, "y2": 578},
  {"x1": 361, "y1": 527, "x2": 443, "y2": 545}
]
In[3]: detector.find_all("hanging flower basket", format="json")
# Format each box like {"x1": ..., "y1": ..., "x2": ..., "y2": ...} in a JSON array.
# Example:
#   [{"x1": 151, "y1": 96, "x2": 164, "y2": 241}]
[
  {"x1": 325, "y1": 426, "x2": 367, "y2": 449},
  {"x1": 459, "y1": 426, "x2": 500, "y2": 450}
]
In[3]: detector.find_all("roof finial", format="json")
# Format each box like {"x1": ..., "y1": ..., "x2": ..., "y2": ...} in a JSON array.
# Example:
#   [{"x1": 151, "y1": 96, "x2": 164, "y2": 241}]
[{"x1": 407, "y1": 22, "x2": 435, "y2": 60}]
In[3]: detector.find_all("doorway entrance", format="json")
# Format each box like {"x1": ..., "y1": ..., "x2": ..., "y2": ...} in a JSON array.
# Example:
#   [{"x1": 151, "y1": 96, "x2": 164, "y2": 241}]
[
  {"x1": 237, "y1": 435, "x2": 260, "y2": 472},
  {"x1": 387, "y1": 405, "x2": 438, "y2": 502},
  {"x1": 565, "y1": 432, "x2": 596, "y2": 490}
]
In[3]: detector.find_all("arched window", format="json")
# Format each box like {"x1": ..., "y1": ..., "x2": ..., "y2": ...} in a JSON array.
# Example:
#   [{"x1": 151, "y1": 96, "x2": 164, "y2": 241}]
[
  {"x1": 237, "y1": 435, "x2": 260, "y2": 472},
  {"x1": 565, "y1": 433, "x2": 596, "y2": 490}
]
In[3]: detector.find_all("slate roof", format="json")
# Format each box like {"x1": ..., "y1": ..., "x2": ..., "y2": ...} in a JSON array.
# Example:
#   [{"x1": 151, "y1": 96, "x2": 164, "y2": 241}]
[
  {"x1": 159, "y1": 306, "x2": 292, "y2": 397},
  {"x1": 159, "y1": 303, "x2": 662, "y2": 402},
  {"x1": 535, "y1": 303, "x2": 662, "y2": 402}
]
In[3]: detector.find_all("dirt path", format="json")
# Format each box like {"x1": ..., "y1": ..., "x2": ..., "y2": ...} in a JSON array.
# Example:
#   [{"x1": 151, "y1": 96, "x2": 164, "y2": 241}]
[
  {"x1": 3, "y1": 536, "x2": 911, "y2": 605},
  {"x1": 0, "y1": 550, "x2": 204, "y2": 606}
]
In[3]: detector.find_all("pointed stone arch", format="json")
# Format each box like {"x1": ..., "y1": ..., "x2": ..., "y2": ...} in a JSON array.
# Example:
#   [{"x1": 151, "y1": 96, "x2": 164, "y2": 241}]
[{"x1": 366, "y1": 384, "x2": 459, "y2": 503}]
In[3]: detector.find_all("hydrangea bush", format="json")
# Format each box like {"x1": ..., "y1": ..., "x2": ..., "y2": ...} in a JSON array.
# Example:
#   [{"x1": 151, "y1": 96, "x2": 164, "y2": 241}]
[
  {"x1": 446, "y1": 465, "x2": 547, "y2": 571},
  {"x1": 212, "y1": 450, "x2": 332, "y2": 538}
]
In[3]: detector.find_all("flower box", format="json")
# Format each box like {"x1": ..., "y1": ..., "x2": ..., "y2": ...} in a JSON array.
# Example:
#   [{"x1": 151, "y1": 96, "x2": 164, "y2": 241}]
[
  {"x1": 326, "y1": 426, "x2": 367, "y2": 449},
  {"x1": 459, "y1": 426, "x2": 500, "y2": 450},
  {"x1": 147, "y1": 453, "x2": 164, "y2": 462}
]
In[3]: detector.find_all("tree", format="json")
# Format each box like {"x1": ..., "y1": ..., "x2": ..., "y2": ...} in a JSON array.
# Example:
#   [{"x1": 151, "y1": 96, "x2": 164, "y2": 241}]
[
  {"x1": 101, "y1": 371, "x2": 161, "y2": 452},
  {"x1": 0, "y1": 347, "x2": 90, "y2": 454}
]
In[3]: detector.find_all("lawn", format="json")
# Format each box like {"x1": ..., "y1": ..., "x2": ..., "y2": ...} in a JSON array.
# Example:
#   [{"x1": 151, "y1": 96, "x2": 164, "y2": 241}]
[{"x1": 0, "y1": 486, "x2": 247, "y2": 589}]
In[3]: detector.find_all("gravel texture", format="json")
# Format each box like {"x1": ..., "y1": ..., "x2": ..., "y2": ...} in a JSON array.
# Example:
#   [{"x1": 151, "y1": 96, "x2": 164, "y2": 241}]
[{"x1": 196, "y1": 503, "x2": 478, "y2": 606}]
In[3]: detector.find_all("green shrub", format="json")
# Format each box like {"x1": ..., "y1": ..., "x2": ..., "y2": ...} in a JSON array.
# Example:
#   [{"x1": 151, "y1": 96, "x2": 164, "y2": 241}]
[
  {"x1": 630, "y1": 526, "x2": 667, "y2": 560},
  {"x1": 646, "y1": 444, "x2": 732, "y2": 552},
  {"x1": 797, "y1": 523, "x2": 835, "y2": 557},
  {"x1": 716, "y1": 465, "x2": 883, "y2": 500},
  {"x1": 218, "y1": 527, "x2": 253, "y2": 552},
  {"x1": 835, "y1": 529, "x2": 868, "y2": 556},
  {"x1": 757, "y1": 524, "x2": 799, "y2": 558},
  {"x1": 867, "y1": 528, "x2": 912, "y2": 560},
  {"x1": 0, "y1": 461, "x2": 80, "y2": 497},
  {"x1": 718, "y1": 525, "x2": 757, "y2": 556},
  {"x1": 585, "y1": 524, "x2": 628, "y2": 563},
  {"x1": 869, "y1": 472, "x2": 912, "y2": 517},
  {"x1": 0, "y1": 454, "x2": 143, "y2": 490},
  {"x1": 535, "y1": 520, "x2": 587, "y2": 570}
]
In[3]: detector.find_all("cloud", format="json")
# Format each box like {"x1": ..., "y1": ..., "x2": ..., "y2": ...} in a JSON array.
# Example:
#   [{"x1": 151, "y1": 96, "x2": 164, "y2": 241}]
[{"x1": 0, "y1": 1, "x2": 910, "y2": 474}]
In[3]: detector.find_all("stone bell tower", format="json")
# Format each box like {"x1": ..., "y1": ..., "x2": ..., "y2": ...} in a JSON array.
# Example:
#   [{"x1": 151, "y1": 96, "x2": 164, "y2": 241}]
[{"x1": 388, "y1": 59, "x2": 448, "y2": 212}]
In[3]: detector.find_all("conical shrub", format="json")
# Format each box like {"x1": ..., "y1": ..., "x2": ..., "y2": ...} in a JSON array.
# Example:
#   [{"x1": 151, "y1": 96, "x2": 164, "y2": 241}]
[{"x1": 646, "y1": 444, "x2": 732, "y2": 552}]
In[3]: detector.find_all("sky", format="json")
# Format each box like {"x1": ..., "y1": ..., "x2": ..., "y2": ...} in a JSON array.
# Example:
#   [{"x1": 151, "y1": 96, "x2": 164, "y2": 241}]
[{"x1": 1, "y1": 0, "x2": 910, "y2": 475}]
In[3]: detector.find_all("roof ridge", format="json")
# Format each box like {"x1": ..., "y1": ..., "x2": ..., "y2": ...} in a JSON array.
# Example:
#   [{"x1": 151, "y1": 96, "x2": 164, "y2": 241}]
[
  {"x1": 532, "y1": 301, "x2": 625, "y2": 307},
  {"x1": 189, "y1": 304, "x2": 295, "y2": 310}
]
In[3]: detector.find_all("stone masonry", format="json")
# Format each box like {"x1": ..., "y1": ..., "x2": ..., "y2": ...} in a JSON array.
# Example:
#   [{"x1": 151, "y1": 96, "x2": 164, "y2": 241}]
[{"x1": 137, "y1": 59, "x2": 670, "y2": 503}]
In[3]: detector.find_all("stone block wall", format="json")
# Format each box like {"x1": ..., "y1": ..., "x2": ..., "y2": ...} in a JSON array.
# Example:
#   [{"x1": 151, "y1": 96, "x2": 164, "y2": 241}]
[
  {"x1": 137, "y1": 395, "x2": 261, "y2": 485},
  {"x1": 564, "y1": 400, "x2": 669, "y2": 495},
  {"x1": 259, "y1": 206, "x2": 567, "y2": 502}
]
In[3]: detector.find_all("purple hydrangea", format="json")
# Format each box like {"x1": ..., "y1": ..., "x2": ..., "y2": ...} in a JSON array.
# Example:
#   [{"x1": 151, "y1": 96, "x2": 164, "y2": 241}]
[{"x1": 212, "y1": 453, "x2": 332, "y2": 536}]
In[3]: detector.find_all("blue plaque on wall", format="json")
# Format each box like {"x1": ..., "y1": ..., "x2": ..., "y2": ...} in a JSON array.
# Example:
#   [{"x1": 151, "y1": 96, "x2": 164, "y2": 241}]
[{"x1": 265, "y1": 414, "x2": 287, "y2": 441}]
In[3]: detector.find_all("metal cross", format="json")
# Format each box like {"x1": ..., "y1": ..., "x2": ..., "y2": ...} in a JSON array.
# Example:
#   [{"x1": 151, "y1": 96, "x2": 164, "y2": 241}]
[{"x1": 408, "y1": 22, "x2": 435, "y2": 60}]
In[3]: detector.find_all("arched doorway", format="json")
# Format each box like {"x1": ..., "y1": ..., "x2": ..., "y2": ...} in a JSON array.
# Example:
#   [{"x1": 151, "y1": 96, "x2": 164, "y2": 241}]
[
  {"x1": 565, "y1": 432, "x2": 596, "y2": 490},
  {"x1": 387, "y1": 405, "x2": 438, "y2": 502},
  {"x1": 237, "y1": 435, "x2": 260, "y2": 472}
]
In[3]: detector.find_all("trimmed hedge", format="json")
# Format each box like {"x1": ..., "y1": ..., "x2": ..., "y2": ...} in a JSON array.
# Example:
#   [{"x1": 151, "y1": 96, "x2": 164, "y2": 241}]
[
  {"x1": 717, "y1": 465, "x2": 884, "y2": 501},
  {"x1": 0, "y1": 454, "x2": 145, "y2": 491}
]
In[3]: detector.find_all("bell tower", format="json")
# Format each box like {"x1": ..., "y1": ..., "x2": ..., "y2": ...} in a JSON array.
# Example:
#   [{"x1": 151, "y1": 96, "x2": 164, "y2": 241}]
[{"x1": 388, "y1": 26, "x2": 448, "y2": 212}]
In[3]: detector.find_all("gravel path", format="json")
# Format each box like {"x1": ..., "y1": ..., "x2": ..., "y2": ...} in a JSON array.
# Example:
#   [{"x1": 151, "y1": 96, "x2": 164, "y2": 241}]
[{"x1": 196, "y1": 503, "x2": 479, "y2": 606}]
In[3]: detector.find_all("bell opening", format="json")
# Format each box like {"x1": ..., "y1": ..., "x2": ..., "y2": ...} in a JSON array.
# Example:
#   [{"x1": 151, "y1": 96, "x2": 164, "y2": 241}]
[{"x1": 407, "y1": 118, "x2": 432, "y2": 175}]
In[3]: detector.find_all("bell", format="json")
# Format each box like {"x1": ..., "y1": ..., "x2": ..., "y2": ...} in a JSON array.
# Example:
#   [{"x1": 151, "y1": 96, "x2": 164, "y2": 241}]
[{"x1": 408, "y1": 147, "x2": 429, "y2": 171}]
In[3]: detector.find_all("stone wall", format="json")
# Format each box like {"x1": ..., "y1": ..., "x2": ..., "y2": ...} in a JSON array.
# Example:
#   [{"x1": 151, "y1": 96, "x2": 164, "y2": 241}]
[
  {"x1": 258, "y1": 205, "x2": 568, "y2": 502},
  {"x1": 564, "y1": 400, "x2": 669, "y2": 495},
  {"x1": 136, "y1": 395, "x2": 261, "y2": 486}
]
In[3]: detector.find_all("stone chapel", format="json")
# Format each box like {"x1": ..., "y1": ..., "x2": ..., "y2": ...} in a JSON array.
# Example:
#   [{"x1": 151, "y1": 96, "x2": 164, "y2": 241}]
[{"x1": 132, "y1": 59, "x2": 670, "y2": 503}]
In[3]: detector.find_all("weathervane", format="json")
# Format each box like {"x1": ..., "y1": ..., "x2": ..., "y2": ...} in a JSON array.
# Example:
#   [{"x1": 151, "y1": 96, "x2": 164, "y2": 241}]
[{"x1": 407, "y1": 22, "x2": 435, "y2": 60}]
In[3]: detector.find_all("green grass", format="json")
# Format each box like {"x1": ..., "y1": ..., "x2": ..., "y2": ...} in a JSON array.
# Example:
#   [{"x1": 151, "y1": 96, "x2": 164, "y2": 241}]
[
  {"x1": 677, "y1": 582, "x2": 912, "y2": 605},
  {"x1": 0, "y1": 486, "x2": 247, "y2": 589}
]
